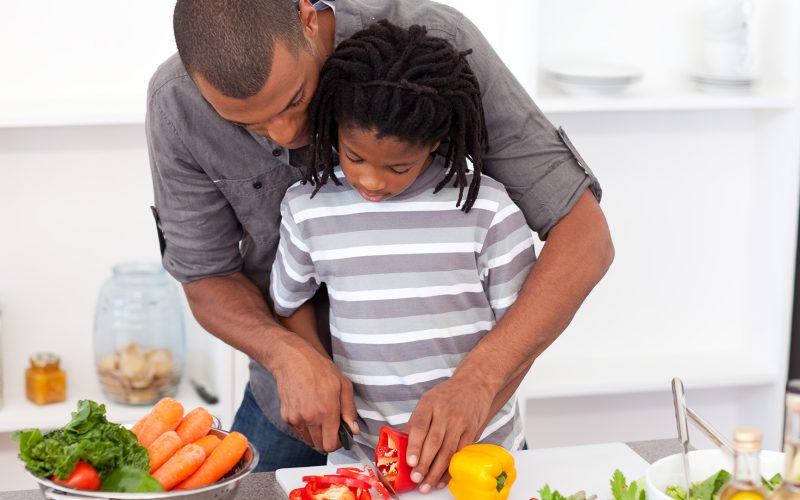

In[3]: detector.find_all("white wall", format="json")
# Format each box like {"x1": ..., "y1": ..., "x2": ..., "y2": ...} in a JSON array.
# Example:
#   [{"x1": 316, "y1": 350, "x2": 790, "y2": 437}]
[{"x1": 1, "y1": 1, "x2": 176, "y2": 126}]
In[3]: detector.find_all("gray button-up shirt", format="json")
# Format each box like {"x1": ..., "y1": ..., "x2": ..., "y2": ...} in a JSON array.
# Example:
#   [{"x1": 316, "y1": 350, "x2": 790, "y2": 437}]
[{"x1": 146, "y1": 0, "x2": 600, "y2": 438}]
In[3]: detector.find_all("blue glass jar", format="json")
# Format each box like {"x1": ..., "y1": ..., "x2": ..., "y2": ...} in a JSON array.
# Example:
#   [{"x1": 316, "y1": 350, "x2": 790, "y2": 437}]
[{"x1": 94, "y1": 262, "x2": 185, "y2": 405}]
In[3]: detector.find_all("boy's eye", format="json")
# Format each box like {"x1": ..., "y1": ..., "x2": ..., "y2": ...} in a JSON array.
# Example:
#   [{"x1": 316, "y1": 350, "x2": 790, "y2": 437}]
[
  {"x1": 289, "y1": 93, "x2": 306, "y2": 108},
  {"x1": 346, "y1": 155, "x2": 363, "y2": 164},
  {"x1": 390, "y1": 167, "x2": 412, "y2": 174}
]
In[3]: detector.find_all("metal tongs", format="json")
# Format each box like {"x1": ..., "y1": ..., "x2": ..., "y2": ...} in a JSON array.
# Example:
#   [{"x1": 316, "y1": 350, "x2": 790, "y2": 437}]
[{"x1": 671, "y1": 377, "x2": 735, "y2": 494}]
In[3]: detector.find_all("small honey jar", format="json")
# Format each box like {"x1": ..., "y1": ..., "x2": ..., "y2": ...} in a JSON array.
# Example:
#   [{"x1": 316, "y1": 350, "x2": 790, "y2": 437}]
[{"x1": 25, "y1": 353, "x2": 66, "y2": 405}]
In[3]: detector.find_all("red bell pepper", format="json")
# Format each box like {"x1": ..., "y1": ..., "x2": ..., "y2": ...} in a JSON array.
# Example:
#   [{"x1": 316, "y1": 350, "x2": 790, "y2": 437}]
[
  {"x1": 374, "y1": 426, "x2": 414, "y2": 493},
  {"x1": 337, "y1": 468, "x2": 390, "y2": 500},
  {"x1": 290, "y1": 474, "x2": 372, "y2": 500},
  {"x1": 305, "y1": 482, "x2": 371, "y2": 500},
  {"x1": 302, "y1": 475, "x2": 372, "y2": 491}
]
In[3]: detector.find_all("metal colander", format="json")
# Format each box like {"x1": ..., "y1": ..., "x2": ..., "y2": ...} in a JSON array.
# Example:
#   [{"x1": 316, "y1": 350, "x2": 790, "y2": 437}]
[{"x1": 26, "y1": 428, "x2": 259, "y2": 500}]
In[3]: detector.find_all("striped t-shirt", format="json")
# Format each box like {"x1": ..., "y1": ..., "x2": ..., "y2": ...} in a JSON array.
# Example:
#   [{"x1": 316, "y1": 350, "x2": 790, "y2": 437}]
[{"x1": 269, "y1": 156, "x2": 536, "y2": 461}]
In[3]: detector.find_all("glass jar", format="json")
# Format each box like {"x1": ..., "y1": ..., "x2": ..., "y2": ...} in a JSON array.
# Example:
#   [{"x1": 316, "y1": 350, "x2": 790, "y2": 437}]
[
  {"x1": 25, "y1": 353, "x2": 66, "y2": 405},
  {"x1": 94, "y1": 262, "x2": 185, "y2": 405}
]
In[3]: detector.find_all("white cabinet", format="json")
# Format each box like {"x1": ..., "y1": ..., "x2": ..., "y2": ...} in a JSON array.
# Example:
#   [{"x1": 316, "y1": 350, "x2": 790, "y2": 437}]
[
  {"x1": 505, "y1": 0, "x2": 799, "y2": 450},
  {"x1": 438, "y1": 0, "x2": 800, "y2": 450}
]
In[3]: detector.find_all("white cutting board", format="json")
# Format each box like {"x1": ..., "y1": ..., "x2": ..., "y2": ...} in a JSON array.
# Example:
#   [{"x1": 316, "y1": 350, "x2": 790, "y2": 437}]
[{"x1": 276, "y1": 442, "x2": 650, "y2": 499}]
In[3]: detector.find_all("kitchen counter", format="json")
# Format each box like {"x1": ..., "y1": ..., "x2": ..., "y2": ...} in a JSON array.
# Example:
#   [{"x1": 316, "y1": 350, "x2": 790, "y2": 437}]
[{"x1": 1, "y1": 439, "x2": 683, "y2": 499}]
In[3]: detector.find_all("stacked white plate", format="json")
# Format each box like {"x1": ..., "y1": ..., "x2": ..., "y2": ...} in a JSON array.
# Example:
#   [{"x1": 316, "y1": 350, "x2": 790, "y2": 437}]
[
  {"x1": 690, "y1": 70, "x2": 756, "y2": 93},
  {"x1": 544, "y1": 62, "x2": 643, "y2": 96}
]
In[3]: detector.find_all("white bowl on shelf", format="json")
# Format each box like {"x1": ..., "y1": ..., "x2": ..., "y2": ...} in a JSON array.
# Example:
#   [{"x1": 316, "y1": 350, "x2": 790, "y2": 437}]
[
  {"x1": 690, "y1": 70, "x2": 757, "y2": 94},
  {"x1": 645, "y1": 449, "x2": 784, "y2": 500},
  {"x1": 544, "y1": 61, "x2": 643, "y2": 96}
]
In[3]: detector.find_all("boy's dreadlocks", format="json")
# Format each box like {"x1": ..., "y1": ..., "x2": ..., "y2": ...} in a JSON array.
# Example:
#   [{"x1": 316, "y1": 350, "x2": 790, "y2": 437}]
[{"x1": 307, "y1": 19, "x2": 487, "y2": 212}]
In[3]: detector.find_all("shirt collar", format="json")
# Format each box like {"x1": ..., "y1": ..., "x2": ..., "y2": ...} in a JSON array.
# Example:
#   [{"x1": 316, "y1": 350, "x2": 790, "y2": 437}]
[{"x1": 314, "y1": 0, "x2": 335, "y2": 13}]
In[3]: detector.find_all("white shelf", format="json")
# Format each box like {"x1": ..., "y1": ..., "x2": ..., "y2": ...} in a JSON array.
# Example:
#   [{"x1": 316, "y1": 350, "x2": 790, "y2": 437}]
[
  {"x1": 0, "y1": 79, "x2": 794, "y2": 129},
  {"x1": 0, "y1": 376, "x2": 226, "y2": 434},
  {"x1": 0, "y1": 94, "x2": 145, "y2": 128},
  {"x1": 535, "y1": 81, "x2": 795, "y2": 114},
  {"x1": 520, "y1": 352, "x2": 777, "y2": 400}
]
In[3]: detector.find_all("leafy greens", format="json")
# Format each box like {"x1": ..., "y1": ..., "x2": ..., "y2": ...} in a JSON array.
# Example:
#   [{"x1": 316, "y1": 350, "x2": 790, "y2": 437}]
[
  {"x1": 666, "y1": 469, "x2": 782, "y2": 500},
  {"x1": 610, "y1": 469, "x2": 646, "y2": 500},
  {"x1": 13, "y1": 399, "x2": 149, "y2": 480},
  {"x1": 538, "y1": 469, "x2": 642, "y2": 500},
  {"x1": 539, "y1": 483, "x2": 592, "y2": 500},
  {"x1": 101, "y1": 467, "x2": 164, "y2": 493}
]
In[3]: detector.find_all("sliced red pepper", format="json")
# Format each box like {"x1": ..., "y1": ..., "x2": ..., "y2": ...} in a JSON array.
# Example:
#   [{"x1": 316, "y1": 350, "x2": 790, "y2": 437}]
[
  {"x1": 304, "y1": 482, "x2": 371, "y2": 500},
  {"x1": 364, "y1": 467, "x2": 391, "y2": 500},
  {"x1": 375, "y1": 426, "x2": 414, "y2": 493},
  {"x1": 302, "y1": 474, "x2": 372, "y2": 490},
  {"x1": 293, "y1": 470, "x2": 375, "y2": 500},
  {"x1": 335, "y1": 468, "x2": 390, "y2": 500},
  {"x1": 335, "y1": 468, "x2": 372, "y2": 482},
  {"x1": 305, "y1": 483, "x2": 352, "y2": 500}
]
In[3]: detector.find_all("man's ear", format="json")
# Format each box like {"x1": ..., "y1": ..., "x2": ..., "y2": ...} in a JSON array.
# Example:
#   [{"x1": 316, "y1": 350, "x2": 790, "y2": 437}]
[{"x1": 297, "y1": 0, "x2": 319, "y2": 38}]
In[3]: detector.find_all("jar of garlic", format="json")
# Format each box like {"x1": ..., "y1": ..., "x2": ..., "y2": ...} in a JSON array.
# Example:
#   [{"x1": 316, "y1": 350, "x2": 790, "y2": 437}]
[{"x1": 93, "y1": 262, "x2": 185, "y2": 405}]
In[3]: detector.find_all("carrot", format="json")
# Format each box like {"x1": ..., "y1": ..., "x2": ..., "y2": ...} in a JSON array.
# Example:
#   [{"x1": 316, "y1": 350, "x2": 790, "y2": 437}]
[
  {"x1": 131, "y1": 418, "x2": 145, "y2": 436},
  {"x1": 175, "y1": 407, "x2": 214, "y2": 445},
  {"x1": 152, "y1": 443, "x2": 206, "y2": 491},
  {"x1": 147, "y1": 430, "x2": 183, "y2": 473},
  {"x1": 174, "y1": 431, "x2": 248, "y2": 490},
  {"x1": 193, "y1": 434, "x2": 222, "y2": 456},
  {"x1": 133, "y1": 397, "x2": 185, "y2": 447}
]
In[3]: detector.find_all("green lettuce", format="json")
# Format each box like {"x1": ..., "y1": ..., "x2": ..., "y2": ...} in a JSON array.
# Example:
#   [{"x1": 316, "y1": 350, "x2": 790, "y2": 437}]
[
  {"x1": 666, "y1": 469, "x2": 782, "y2": 500},
  {"x1": 539, "y1": 484, "x2": 591, "y2": 500},
  {"x1": 610, "y1": 469, "x2": 645, "y2": 500},
  {"x1": 101, "y1": 467, "x2": 164, "y2": 493},
  {"x1": 762, "y1": 472, "x2": 782, "y2": 491},
  {"x1": 13, "y1": 400, "x2": 149, "y2": 480}
]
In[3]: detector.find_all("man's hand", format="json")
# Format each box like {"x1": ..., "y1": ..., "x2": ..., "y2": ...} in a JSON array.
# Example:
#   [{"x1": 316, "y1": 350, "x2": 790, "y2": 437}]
[
  {"x1": 403, "y1": 375, "x2": 494, "y2": 492},
  {"x1": 400, "y1": 189, "x2": 613, "y2": 493},
  {"x1": 182, "y1": 273, "x2": 358, "y2": 453},
  {"x1": 272, "y1": 332, "x2": 358, "y2": 453}
]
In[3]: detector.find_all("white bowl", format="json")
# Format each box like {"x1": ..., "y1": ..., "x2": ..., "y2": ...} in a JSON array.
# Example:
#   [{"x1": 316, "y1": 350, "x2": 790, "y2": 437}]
[{"x1": 645, "y1": 449, "x2": 784, "y2": 500}]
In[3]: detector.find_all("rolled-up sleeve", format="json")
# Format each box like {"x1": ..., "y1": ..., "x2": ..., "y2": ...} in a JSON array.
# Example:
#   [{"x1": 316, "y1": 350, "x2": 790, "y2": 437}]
[
  {"x1": 454, "y1": 14, "x2": 602, "y2": 239},
  {"x1": 146, "y1": 84, "x2": 244, "y2": 283}
]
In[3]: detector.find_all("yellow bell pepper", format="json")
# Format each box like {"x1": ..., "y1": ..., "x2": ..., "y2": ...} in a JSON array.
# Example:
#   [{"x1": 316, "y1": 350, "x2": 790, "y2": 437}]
[{"x1": 448, "y1": 443, "x2": 517, "y2": 500}]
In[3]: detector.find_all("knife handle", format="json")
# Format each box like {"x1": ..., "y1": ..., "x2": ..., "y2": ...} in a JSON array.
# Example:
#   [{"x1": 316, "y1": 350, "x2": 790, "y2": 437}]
[{"x1": 338, "y1": 420, "x2": 354, "y2": 450}]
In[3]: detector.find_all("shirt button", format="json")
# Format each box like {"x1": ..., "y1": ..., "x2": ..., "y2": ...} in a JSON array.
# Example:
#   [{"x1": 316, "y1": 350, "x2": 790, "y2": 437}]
[
  {"x1": 272, "y1": 148, "x2": 282, "y2": 157},
  {"x1": 253, "y1": 181, "x2": 263, "y2": 189}
]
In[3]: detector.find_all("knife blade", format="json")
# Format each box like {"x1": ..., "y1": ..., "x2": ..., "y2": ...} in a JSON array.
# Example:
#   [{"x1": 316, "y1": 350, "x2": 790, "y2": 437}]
[{"x1": 338, "y1": 420, "x2": 400, "y2": 499}]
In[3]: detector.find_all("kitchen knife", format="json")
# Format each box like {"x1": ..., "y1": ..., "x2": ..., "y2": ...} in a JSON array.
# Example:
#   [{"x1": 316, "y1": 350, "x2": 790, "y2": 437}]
[{"x1": 338, "y1": 420, "x2": 400, "y2": 499}]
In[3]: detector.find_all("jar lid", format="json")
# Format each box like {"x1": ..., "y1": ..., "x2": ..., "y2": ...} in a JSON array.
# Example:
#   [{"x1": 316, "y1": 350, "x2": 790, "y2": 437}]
[
  {"x1": 733, "y1": 426, "x2": 762, "y2": 452},
  {"x1": 30, "y1": 352, "x2": 61, "y2": 368}
]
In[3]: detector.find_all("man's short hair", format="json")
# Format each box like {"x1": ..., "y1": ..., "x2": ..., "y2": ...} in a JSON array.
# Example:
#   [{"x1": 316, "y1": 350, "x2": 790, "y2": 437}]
[{"x1": 174, "y1": 0, "x2": 307, "y2": 99}]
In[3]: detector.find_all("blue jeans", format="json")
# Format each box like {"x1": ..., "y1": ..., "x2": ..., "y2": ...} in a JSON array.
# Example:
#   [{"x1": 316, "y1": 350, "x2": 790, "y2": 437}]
[{"x1": 231, "y1": 383, "x2": 326, "y2": 472}]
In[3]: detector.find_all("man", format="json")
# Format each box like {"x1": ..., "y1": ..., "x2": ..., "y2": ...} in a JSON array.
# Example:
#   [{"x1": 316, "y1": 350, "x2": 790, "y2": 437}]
[{"x1": 146, "y1": 0, "x2": 613, "y2": 492}]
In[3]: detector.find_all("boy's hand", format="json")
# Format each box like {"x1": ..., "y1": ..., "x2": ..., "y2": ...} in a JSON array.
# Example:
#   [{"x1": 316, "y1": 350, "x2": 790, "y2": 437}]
[{"x1": 403, "y1": 375, "x2": 493, "y2": 492}]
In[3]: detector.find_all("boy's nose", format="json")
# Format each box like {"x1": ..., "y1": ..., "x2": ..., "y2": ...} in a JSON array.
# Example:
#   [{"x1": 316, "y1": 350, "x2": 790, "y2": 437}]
[{"x1": 359, "y1": 171, "x2": 385, "y2": 192}]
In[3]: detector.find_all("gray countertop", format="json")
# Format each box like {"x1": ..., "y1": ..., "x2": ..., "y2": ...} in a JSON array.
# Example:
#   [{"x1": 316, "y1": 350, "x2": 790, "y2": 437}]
[{"x1": 2, "y1": 439, "x2": 683, "y2": 500}]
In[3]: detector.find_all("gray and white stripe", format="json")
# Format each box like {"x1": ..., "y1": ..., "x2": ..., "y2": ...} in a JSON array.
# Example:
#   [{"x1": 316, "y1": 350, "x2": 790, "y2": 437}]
[{"x1": 270, "y1": 159, "x2": 535, "y2": 461}]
